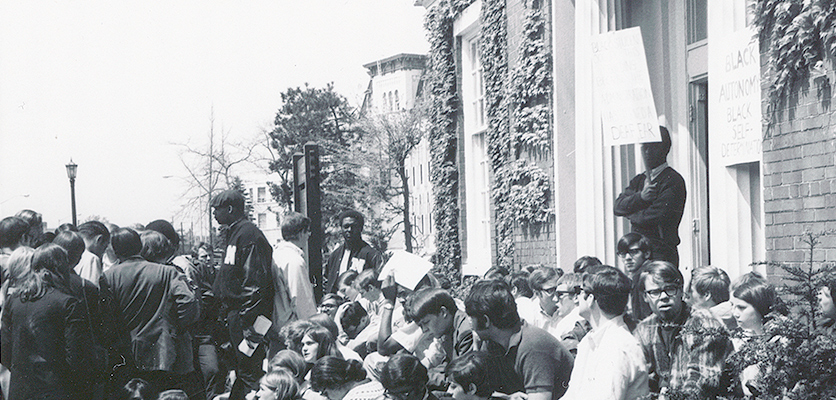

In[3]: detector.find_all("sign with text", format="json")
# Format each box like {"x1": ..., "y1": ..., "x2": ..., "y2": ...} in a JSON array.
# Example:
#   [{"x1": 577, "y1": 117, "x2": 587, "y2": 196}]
[
  {"x1": 709, "y1": 27, "x2": 762, "y2": 166},
  {"x1": 591, "y1": 27, "x2": 660, "y2": 146}
]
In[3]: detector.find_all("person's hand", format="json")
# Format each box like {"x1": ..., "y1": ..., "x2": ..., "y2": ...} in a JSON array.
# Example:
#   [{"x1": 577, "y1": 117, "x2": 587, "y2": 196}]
[
  {"x1": 422, "y1": 337, "x2": 447, "y2": 368},
  {"x1": 382, "y1": 273, "x2": 398, "y2": 302},
  {"x1": 640, "y1": 176, "x2": 658, "y2": 201},
  {"x1": 243, "y1": 327, "x2": 265, "y2": 344}
]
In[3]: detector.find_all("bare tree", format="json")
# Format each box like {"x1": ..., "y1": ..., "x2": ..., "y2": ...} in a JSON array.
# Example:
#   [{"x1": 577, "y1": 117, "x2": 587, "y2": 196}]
[
  {"x1": 358, "y1": 100, "x2": 429, "y2": 253},
  {"x1": 175, "y1": 109, "x2": 258, "y2": 253}
]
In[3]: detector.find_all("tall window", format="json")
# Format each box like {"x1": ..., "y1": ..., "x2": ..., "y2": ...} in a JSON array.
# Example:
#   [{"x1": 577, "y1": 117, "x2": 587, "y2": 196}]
[
  {"x1": 395, "y1": 90, "x2": 400, "y2": 111},
  {"x1": 462, "y1": 32, "x2": 491, "y2": 272},
  {"x1": 257, "y1": 187, "x2": 266, "y2": 203},
  {"x1": 257, "y1": 213, "x2": 267, "y2": 228}
]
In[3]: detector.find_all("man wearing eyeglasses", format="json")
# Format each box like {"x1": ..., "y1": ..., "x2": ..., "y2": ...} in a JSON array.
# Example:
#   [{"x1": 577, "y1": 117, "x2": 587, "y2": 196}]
[
  {"x1": 562, "y1": 265, "x2": 648, "y2": 400},
  {"x1": 523, "y1": 266, "x2": 562, "y2": 330},
  {"x1": 633, "y1": 261, "x2": 732, "y2": 399}
]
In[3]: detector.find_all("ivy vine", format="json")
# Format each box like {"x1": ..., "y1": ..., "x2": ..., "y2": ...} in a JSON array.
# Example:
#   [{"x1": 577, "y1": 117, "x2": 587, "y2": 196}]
[
  {"x1": 425, "y1": 0, "x2": 554, "y2": 277},
  {"x1": 754, "y1": 0, "x2": 836, "y2": 125},
  {"x1": 425, "y1": 0, "x2": 474, "y2": 287}
]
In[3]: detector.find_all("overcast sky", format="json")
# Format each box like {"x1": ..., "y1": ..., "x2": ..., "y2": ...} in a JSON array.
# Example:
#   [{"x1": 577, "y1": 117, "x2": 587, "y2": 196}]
[{"x1": 0, "y1": 0, "x2": 428, "y2": 231}]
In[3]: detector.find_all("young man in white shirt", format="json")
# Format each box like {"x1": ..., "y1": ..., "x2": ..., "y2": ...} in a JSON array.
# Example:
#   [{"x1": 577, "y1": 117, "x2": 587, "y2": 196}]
[{"x1": 563, "y1": 265, "x2": 649, "y2": 400}]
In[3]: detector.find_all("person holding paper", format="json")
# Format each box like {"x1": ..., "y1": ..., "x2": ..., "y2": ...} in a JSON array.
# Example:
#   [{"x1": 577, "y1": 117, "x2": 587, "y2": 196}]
[
  {"x1": 211, "y1": 189, "x2": 276, "y2": 400},
  {"x1": 324, "y1": 210, "x2": 383, "y2": 294},
  {"x1": 614, "y1": 126, "x2": 686, "y2": 267}
]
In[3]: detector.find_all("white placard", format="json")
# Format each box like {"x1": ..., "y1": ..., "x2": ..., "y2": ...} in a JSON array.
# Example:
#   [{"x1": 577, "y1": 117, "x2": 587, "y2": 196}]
[
  {"x1": 378, "y1": 250, "x2": 433, "y2": 290},
  {"x1": 709, "y1": 27, "x2": 762, "y2": 166},
  {"x1": 591, "y1": 27, "x2": 661, "y2": 146}
]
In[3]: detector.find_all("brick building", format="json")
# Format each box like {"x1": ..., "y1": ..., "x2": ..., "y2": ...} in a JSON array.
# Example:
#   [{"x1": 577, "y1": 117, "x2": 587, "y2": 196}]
[{"x1": 414, "y1": 0, "x2": 819, "y2": 283}]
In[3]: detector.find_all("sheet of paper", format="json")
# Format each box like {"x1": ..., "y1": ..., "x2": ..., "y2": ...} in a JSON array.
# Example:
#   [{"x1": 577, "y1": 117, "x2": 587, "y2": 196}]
[
  {"x1": 253, "y1": 315, "x2": 272, "y2": 336},
  {"x1": 378, "y1": 250, "x2": 433, "y2": 290}
]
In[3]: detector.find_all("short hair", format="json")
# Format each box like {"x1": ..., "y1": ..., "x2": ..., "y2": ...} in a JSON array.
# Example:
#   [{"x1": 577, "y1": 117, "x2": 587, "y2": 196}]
[
  {"x1": 302, "y1": 324, "x2": 339, "y2": 360},
  {"x1": 483, "y1": 267, "x2": 510, "y2": 281},
  {"x1": 638, "y1": 260, "x2": 683, "y2": 293},
  {"x1": 78, "y1": 220, "x2": 111, "y2": 241},
  {"x1": 336, "y1": 270, "x2": 359, "y2": 291},
  {"x1": 356, "y1": 268, "x2": 380, "y2": 291},
  {"x1": 269, "y1": 350, "x2": 307, "y2": 382},
  {"x1": 658, "y1": 126, "x2": 672, "y2": 153},
  {"x1": 731, "y1": 272, "x2": 776, "y2": 319},
  {"x1": 528, "y1": 266, "x2": 560, "y2": 291},
  {"x1": 282, "y1": 212, "x2": 311, "y2": 241},
  {"x1": 509, "y1": 271, "x2": 534, "y2": 298},
  {"x1": 52, "y1": 231, "x2": 86, "y2": 267},
  {"x1": 279, "y1": 320, "x2": 316, "y2": 353},
  {"x1": 616, "y1": 232, "x2": 652, "y2": 256},
  {"x1": 583, "y1": 265, "x2": 632, "y2": 316},
  {"x1": 381, "y1": 353, "x2": 429, "y2": 394},
  {"x1": 337, "y1": 210, "x2": 365, "y2": 230},
  {"x1": 260, "y1": 369, "x2": 300, "y2": 400},
  {"x1": 145, "y1": 220, "x2": 180, "y2": 248},
  {"x1": 573, "y1": 256, "x2": 602, "y2": 274},
  {"x1": 320, "y1": 293, "x2": 346, "y2": 307},
  {"x1": 556, "y1": 273, "x2": 583, "y2": 294},
  {"x1": 55, "y1": 223, "x2": 77, "y2": 233},
  {"x1": 0, "y1": 216, "x2": 29, "y2": 248},
  {"x1": 308, "y1": 313, "x2": 340, "y2": 340},
  {"x1": 465, "y1": 279, "x2": 520, "y2": 329},
  {"x1": 140, "y1": 230, "x2": 172, "y2": 263},
  {"x1": 119, "y1": 377, "x2": 155, "y2": 400},
  {"x1": 406, "y1": 288, "x2": 457, "y2": 321},
  {"x1": 156, "y1": 390, "x2": 188, "y2": 400},
  {"x1": 445, "y1": 351, "x2": 497, "y2": 397},
  {"x1": 310, "y1": 357, "x2": 366, "y2": 391},
  {"x1": 111, "y1": 228, "x2": 142, "y2": 259},
  {"x1": 689, "y1": 267, "x2": 731, "y2": 304},
  {"x1": 210, "y1": 189, "x2": 246, "y2": 210},
  {"x1": 15, "y1": 209, "x2": 42, "y2": 231},
  {"x1": 339, "y1": 302, "x2": 368, "y2": 330}
]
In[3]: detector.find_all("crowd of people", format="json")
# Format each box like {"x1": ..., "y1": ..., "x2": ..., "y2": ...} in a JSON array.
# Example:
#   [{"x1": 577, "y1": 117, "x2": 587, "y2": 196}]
[{"x1": 2, "y1": 187, "x2": 835, "y2": 400}]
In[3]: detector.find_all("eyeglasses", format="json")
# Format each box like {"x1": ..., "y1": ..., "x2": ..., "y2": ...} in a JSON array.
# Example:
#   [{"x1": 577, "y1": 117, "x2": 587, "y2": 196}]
[
  {"x1": 541, "y1": 286, "x2": 558, "y2": 295},
  {"x1": 555, "y1": 290, "x2": 576, "y2": 298},
  {"x1": 579, "y1": 287, "x2": 594, "y2": 299},
  {"x1": 645, "y1": 285, "x2": 680, "y2": 299},
  {"x1": 618, "y1": 248, "x2": 644, "y2": 258}
]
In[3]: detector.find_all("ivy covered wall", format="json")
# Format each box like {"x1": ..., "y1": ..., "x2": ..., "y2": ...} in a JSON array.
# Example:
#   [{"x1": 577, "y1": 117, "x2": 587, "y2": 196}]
[{"x1": 425, "y1": 0, "x2": 556, "y2": 284}]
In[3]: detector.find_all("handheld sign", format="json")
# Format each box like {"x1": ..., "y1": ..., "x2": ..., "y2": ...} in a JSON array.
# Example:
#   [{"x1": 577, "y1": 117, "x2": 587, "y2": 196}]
[
  {"x1": 378, "y1": 250, "x2": 433, "y2": 291},
  {"x1": 591, "y1": 27, "x2": 661, "y2": 146}
]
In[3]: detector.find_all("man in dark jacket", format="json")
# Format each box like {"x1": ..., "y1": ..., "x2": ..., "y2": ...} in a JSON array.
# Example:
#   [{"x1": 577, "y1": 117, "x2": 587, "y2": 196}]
[
  {"x1": 211, "y1": 190, "x2": 275, "y2": 400},
  {"x1": 324, "y1": 210, "x2": 383, "y2": 293},
  {"x1": 101, "y1": 227, "x2": 200, "y2": 396},
  {"x1": 614, "y1": 126, "x2": 686, "y2": 266}
]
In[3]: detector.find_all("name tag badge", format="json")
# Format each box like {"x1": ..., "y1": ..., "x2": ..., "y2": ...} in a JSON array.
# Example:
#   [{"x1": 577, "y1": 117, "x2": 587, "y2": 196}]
[
  {"x1": 350, "y1": 257, "x2": 365, "y2": 272},
  {"x1": 224, "y1": 245, "x2": 237, "y2": 265}
]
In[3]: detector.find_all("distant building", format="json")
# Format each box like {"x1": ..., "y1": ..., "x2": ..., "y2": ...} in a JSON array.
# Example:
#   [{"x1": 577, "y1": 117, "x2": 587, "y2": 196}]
[
  {"x1": 361, "y1": 53, "x2": 434, "y2": 254},
  {"x1": 240, "y1": 177, "x2": 282, "y2": 246}
]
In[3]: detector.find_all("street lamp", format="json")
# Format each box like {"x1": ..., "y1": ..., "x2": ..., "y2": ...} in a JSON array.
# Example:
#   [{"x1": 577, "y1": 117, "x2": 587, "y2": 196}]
[{"x1": 65, "y1": 159, "x2": 78, "y2": 226}]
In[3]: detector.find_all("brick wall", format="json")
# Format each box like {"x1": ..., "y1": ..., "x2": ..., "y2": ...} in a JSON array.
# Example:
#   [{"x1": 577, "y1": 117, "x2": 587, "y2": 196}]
[{"x1": 763, "y1": 60, "x2": 836, "y2": 275}]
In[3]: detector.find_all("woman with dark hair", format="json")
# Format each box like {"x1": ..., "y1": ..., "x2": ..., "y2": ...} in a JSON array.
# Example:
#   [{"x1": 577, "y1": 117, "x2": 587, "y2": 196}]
[
  {"x1": 1, "y1": 243, "x2": 97, "y2": 400},
  {"x1": 300, "y1": 324, "x2": 341, "y2": 366},
  {"x1": 727, "y1": 272, "x2": 781, "y2": 398},
  {"x1": 310, "y1": 356, "x2": 383, "y2": 400},
  {"x1": 380, "y1": 353, "x2": 436, "y2": 400}
]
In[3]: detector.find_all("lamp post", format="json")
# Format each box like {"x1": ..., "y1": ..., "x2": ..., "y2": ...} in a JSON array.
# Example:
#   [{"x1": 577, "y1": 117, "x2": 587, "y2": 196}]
[{"x1": 65, "y1": 159, "x2": 78, "y2": 226}]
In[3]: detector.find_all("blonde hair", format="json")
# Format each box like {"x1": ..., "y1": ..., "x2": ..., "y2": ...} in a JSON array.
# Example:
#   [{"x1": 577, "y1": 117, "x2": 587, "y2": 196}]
[{"x1": 261, "y1": 368, "x2": 301, "y2": 400}]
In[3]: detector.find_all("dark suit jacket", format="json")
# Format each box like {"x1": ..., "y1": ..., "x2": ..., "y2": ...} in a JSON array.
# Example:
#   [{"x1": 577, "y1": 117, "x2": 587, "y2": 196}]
[
  {"x1": 324, "y1": 240, "x2": 383, "y2": 293},
  {"x1": 614, "y1": 166, "x2": 686, "y2": 261},
  {"x1": 101, "y1": 256, "x2": 200, "y2": 374},
  {"x1": 1, "y1": 288, "x2": 96, "y2": 400}
]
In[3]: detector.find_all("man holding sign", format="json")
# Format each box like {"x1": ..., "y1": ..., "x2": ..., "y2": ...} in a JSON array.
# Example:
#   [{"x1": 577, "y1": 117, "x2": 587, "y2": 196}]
[{"x1": 614, "y1": 127, "x2": 686, "y2": 267}]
